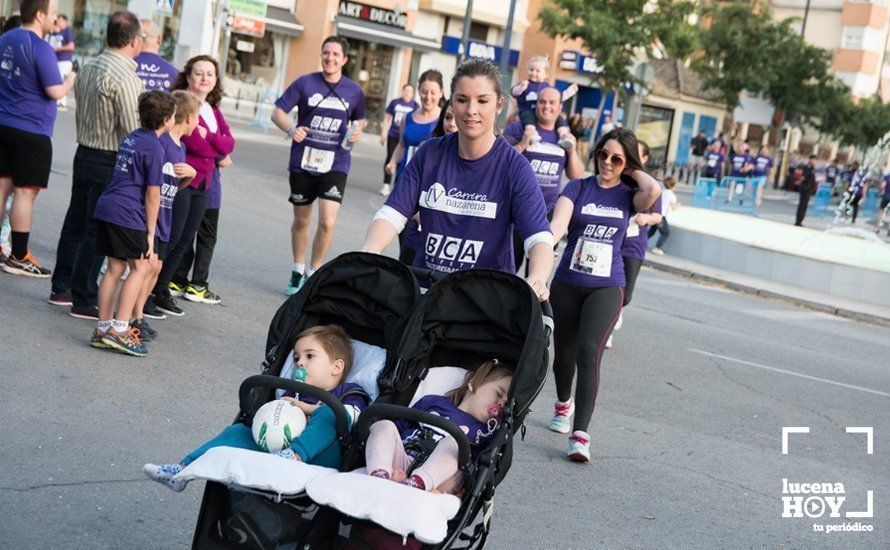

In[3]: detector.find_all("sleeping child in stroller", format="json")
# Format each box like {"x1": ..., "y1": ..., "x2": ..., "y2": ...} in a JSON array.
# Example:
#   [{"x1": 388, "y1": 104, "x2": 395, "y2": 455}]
[
  {"x1": 144, "y1": 324, "x2": 370, "y2": 492},
  {"x1": 365, "y1": 360, "x2": 512, "y2": 494}
]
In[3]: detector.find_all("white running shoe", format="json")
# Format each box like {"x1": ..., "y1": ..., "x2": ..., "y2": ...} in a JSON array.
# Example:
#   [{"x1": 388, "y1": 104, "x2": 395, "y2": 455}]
[
  {"x1": 652, "y1": 247, "x2": 665, "y2": 256},
  {"x1": 379, "y1": 184, "x2": 391, "y2": 197},
  {"x1": 568, "y1": 430, "x2": 591, "y2": 463},
  {"x1": 143, "y1": 463, "x2": 188, "y2": 492},
  {"x1": 549, "y1": 398, "x2": 574, "y2": 434}
]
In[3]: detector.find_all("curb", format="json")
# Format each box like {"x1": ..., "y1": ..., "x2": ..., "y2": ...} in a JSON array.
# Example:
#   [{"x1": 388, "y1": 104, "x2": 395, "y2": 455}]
[{"x1": 643, "y1": 259, "x2": 890, "y2": 328}]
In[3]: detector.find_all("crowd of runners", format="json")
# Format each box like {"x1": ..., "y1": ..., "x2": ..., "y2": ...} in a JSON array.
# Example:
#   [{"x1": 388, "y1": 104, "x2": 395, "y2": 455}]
[{"x1": 1, "y1": 1, "x2": 678, "y2": 462}]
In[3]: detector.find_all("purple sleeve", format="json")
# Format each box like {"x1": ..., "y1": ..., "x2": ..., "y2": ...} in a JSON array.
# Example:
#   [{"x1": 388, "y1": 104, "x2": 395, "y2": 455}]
[
  {"x1": 35, "y1": 43, "x2": 63, "y2": 89},
  {"x1": 386, "y1": 100, "x2": 396, "y2": 116},
  {"x1": 510, "y1": 157, "x2": 551, "y2": 241},
  {"x1": 503, "y1": 122, "x2": 523, "y2": 145},
  {"x1": 351, "y1": 88, "x2": 366, "y2": 121},
  {"x1": 144, "y1": 146, "x2": 164, "y2": 188},
  {"x1": 274, "y1": 78, "x2": 302, "y2": 112},
  {"x1": 63, "y1": 28, "x2": 74, "y2": 45},
  {"x1": 383, "y1": 139, "x2": 427, "y2": 218},
  {"x1": 559, "y1": 178, "x2": 582, "y2": 202}
]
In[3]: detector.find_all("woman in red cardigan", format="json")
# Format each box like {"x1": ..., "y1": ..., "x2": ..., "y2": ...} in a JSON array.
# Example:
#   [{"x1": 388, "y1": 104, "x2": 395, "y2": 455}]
[{"x1": 151, "y1": 55, "x2": 235, "y2": 317}]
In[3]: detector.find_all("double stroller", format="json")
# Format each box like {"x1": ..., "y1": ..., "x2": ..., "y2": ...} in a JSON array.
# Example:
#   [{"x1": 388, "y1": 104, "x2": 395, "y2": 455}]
[{"x1": 184, "y1": 252, "x2": 552, "y2": 549}]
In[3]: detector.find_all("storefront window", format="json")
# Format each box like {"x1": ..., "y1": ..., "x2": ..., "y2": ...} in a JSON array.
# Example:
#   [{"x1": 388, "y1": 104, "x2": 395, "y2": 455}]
[
  {"x1": 638, "y1": 104, "x2": 674, "y2": 168},
  {"x1": 343, "y1": 39, "x2": 394, "y2": 134},
  {"x1": 66, "y1": 0, "x2": 128, "y2": 57},
  {"x1": 158, "y1": 0, "x2": 184, "y2": 60},
  {"x1": 226, "y1": 33, "x2": 278, "y2": 83}
]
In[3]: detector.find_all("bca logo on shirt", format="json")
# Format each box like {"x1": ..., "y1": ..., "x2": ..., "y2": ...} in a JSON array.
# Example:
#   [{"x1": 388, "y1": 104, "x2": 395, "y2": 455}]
[
  {"x1": 425, "y1": 233, "x2": 484, "y2": 266},
  {"x1": 529, "y1": 159, "x2": 561, "y2": 177}
]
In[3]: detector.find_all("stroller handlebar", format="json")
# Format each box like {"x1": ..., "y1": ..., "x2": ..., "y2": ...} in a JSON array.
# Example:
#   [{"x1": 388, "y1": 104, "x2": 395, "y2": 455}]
[
  {"x1": 238, "y1": 375, "x2": 351, "y2": 438},
  {"x1": 355, "y1": 403, "x2": 473, "y2": 470}
]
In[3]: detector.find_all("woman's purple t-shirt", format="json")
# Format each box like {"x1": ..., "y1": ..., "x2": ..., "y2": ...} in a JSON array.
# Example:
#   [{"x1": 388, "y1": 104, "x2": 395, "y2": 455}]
[
  {"x1": 385, "y1": 133, "x2": 551, "y2": 274},
  {"x1": 0, "y1": 28, "x2": 63, "y2": 136},
  {"x1": 386, "y1": 98, "x2": 418, "y2": 138},
  {"x1": 274, "y1": 72, "x2": 366, "y2": 175},
  {"x1": 554, "y1": 176, "x2": 636, "y2": 288},
  {"x1": 94, "y1": 129, "x2": 164, "y2": 232},
  {"x1": 503, "y1": 121, "x2": 567, "y2": 211},
  {"x1": 157, "y1": 134, "x2": 185, "y2": 242}
]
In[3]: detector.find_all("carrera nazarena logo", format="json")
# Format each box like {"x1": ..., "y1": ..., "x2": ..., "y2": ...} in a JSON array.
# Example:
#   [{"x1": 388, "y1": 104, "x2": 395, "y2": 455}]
[{"x1": 781, "y1": 427, "x2": 875, "y2": 534}]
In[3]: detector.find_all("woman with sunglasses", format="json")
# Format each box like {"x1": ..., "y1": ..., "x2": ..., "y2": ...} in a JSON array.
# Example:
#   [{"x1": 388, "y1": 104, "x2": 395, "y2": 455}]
[
  {"x1": 362, "y1": 59, "x2": 553, "y2": 300},
  {"x1": 547, "y1": 127, "x2": 660, "y2": 462}
]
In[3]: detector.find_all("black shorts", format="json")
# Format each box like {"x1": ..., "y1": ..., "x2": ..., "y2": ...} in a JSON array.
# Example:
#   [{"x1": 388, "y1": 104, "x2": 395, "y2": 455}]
[
  {"x1": 95, "y1": 220, "x2": 149, "y2": 260},
  {"x1": 0, "y1": 124, "x2": 53, "y2": 188},
  {"x1": 154, "y1": 237, "x2": 169, "y2": 261},
  {"x1": 288, "y1": 170, "x2": 347, "y2": 205},
  {"x1": 881, "y1": 197, "x2": 890, "y2": 210}
]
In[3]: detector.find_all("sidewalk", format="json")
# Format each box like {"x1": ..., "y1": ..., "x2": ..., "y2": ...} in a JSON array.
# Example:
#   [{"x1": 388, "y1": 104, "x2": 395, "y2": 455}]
[{"x1": 644, "y1": 252, "x2": 890, "y2": 327}]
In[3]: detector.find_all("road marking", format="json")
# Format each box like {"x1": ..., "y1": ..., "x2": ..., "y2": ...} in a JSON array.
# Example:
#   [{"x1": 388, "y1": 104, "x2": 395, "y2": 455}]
[
  {"x1": 741, "y1": 309, "x2": 850, "y2": 322},
  {"x1": 688, "y1": 348, "x2": 890, "y2": 398}
]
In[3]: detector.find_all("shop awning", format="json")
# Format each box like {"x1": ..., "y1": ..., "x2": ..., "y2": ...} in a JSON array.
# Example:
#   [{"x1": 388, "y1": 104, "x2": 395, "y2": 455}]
[
  {"x1": 335, "y1": 18, "x2": 441, "y2": 52},
  {"x1": 263, "y1": 6, "x2": 304, "y2": 37}
]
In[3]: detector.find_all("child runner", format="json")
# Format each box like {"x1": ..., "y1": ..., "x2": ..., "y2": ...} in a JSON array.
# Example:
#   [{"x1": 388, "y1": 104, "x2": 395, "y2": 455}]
[
  {"x1": 366, "y1": 360, "x2": 511, "y2": 492},
  {"x1": 649, "y1": 176, "x2": 679, "y2": 256},
  {"x1": 90, "y1": 90, "x2": 176, "y2": 357},
  {"x1": 548, "y1": 128, "x2": 660, "y2": 462},
  {"x1": 131, "y1": 90, "x2": 200, "y2": 339},
  {"x1": 144, "y1": 325, "x2": 370, "y2": 491},
  {"x1": 510, "y1": 56, "x2": 575, "y2": 149}
]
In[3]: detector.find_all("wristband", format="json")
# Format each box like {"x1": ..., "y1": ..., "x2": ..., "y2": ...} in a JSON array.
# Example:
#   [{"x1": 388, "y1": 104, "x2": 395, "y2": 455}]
[{"x1": 286, "y1": 125, "x2": 297, "y2": 140}]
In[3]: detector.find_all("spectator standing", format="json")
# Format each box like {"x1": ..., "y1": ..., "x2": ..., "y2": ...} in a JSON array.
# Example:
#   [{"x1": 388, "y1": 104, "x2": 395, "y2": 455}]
[
  {"x1": 794, "y1": 155, "x2": 817, "y2": 226},
  {"x1": 46, "y1": 14, "x2": 74, "y2": 107},
  {"x1": 49, "y1": 11, "x2": 144, "y2": 316},
  {"x1": 378, "y1": 84, "x2": 417, "y2": 196},
  {"x1": 689, "y1": 130, "x2": 708, "y2": 181},
  {"x1": 0, "y1": 0, "x2": 76, "y2": 277},
  {"x1": 134, "y1": 19, "x2": 178, "y2": 92}
]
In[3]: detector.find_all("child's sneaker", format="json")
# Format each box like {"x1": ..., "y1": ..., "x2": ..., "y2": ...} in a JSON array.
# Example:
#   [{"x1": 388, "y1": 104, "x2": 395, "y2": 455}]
[
  {"x1": 102, "y1": 328, "x2": 148, "y2": 357},
  {"x1": 89, "y1": 329, "x2": 111, "y2": 349},
  {"x1": 167, "y1": 280, "x2": 187, "y2": 297},
  {"x1": 568, "y1": 430, "x2": 591, "y2": 463},
  {"x1": 402, "y1": 475, "x2": 426, "y2": 491},
  {"x1": 131, "y1": 318, "x2": 156, "y2": 341},
  {"x1": 143, "y1": 463, "x2": 188, "y2": 492},
  {"x1": 272, "y1": 448, "x2": 298, "y2": 461},
  {"x1": 558, "y1": 136, "x2": 575, "y2": 150},
  {"x1": 549, "y1": 398, "x2": 574, "y2": 434},
  {"x1": 184, "y1": 284, "x2": 221, "y2": 304}
]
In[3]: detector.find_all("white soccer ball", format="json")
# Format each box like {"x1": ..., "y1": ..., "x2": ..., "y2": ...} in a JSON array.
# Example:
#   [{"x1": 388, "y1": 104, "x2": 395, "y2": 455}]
[{"x1": 251, "y1": 399, "x2": 307, "y2": 452}]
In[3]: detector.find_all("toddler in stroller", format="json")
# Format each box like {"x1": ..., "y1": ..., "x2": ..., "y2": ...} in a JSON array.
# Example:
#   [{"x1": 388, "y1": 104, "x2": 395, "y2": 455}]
[
  {"x1": 143, "y1": 324, "x2": 370, "y2": 491},
  {"x1": 366, "y1": 360, "x2": 512, "y2": 493}
]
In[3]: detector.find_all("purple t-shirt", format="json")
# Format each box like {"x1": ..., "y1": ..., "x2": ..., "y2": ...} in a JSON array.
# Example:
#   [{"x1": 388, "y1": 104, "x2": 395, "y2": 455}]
[
  {"x1": 754, "y1": 155, "x2": 773, "y2": 177},
  {"x1": 385, "y1": 133, "x2": 551, "y2": 274},
  {"x1": 554, "y1": 177, "x2": 636, "y2": 288},
  {"x1": 730, "y1": 153, "x2": 754, "y2": 177},
  {"x1": 397, "y1": 395, "x2": 499, "y2": 459},
  {"x1": 274, "y1": 72, "x2": 366, "y2": 175},
  {"x1": 0, "y1": 28, "x2": 63, "y2": 136},
  {"x1": 47, "y1": 28, "x2": 74, "y2": 62},
  {"x1": 134, "y1": 52, "x2": 179, "y2": 92},
  {"x1": 386, "y1": 98, "x2": 418, "y2": 138},
  {"x1": 622, "y1": 187, "x2": 664, "y2": 260},
  {"x1": 513, "y1": 80, "x2": 548, "y2": 114},
  {"x1": 157, "y1": 134, "x2": 185, "y2": 242},
  {"x1": 703, "y1": 151, "x2": 723, "y2": 178},
  {"x1": 94, "y1": 129, "x2": 165, "y2": 232},
  {"x1": 282, "y1": 381, "x2": 369, "y2": 411},
  {"x1": 503, "y1": 121, "x2": 567, "y2": 211}
]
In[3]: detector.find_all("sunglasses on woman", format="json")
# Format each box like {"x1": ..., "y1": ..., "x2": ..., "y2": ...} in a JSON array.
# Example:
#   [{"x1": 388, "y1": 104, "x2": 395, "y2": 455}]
[{"x1": 595, "y1": 149, "x2": 625, "y2": 169}]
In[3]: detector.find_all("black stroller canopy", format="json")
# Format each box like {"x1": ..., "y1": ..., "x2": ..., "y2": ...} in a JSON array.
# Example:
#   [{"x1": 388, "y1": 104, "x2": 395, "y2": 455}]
[
  {"x1": 265, "y1": 252, "x2": 420, "y2": 368},
  {"x1": 387, "y1": 269, "x2": 548, "y2": 414}
]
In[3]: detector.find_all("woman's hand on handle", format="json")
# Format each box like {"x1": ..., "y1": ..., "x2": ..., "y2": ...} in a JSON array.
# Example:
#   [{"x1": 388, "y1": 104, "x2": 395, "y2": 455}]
[
  {"x1": 525, "y1": 276, "x2": 550, "y2": 302},
  {"x1": 526, "y1": 241, "x2": 555, "y2": 302}
]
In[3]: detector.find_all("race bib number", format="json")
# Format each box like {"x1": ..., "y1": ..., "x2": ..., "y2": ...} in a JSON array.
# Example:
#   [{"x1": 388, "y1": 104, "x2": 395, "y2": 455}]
[
  {"x1": 570, "y1": 238, "x2": 612, "y2": 277},
  {"x1": 626, "y1": 216, "x2": 640, "y2": 238},
  {"x1": 300, "y1": 147, "x2": 335, "y2": 174}
]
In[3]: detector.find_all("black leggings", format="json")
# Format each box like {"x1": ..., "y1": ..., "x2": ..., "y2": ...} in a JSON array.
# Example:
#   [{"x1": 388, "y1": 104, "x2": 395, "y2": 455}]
[
  {"x1": 622, "y1": 256, "x2": 642, "y2": 306},
  {"x1": 154, "y1": 186, "x2": 209, "y2": 298},
  {"x1": 174, "y1": 207, "x2": 219, "y2": 287},
  {"x1": 551, "y1": 280, "x2": 623, "y2": 433},
  {"x1": 383, "y1": 135, "x2": 399, "y2": 184}
]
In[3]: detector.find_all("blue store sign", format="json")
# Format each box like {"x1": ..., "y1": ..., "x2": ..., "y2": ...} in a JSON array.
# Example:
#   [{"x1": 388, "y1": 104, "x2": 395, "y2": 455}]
[
  {"x1": 559, "y1": 50, "x2": 602, "y2": 74},
  {"x1": 441, "y1": 35, "x2": 519, "y2": 68}
]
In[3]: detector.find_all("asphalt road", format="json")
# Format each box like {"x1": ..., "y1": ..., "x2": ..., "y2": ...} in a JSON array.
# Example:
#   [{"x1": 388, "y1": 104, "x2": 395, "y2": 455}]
[{"x1": 1, "y1": 111, "x2": 888, "y2": 549}]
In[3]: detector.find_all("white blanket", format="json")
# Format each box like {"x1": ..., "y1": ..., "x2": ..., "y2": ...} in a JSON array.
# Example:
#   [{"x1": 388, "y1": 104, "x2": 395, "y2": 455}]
[
  {"x1": 175, "y1": 447, "x2": 337, "y2": 495},
  {"x1": 306, "y1": 470, "x2": 461, "y2": 544}
]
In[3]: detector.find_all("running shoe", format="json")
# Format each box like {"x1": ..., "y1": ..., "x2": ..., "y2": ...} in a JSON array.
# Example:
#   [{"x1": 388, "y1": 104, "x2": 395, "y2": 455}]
[
  {"x1": 168, "y1": 280, "x2": 187, "y2": 297},
  {"x1": 568, "y1": 430, "x2": 591, "y2": 463},
  {"x1": 652, "y1": 247, "x2": 665, "y2": 256},
  {"x1": 285, "y1": 271, "x2": 304, "y2": 296},
  {"x1": 558, "y1": 136, "x2": 575, "y2": 150},
  {"x1": 89, "y1": 329, "x2": 111, "y2": 349},
  {"x1": 69, "y1": 305, "x2": 99, "y2": 320},
  {"x1": 529, "y1": 133, "x2": 542, "y2": 146},
  {"x1": 142, "y1": 463, "x2": 188, "y2": 492},
  {"x1": 48, "y1": 289, "x2": 74, "y2": 307},
  {"x1": 131, "y1": 318, "x2": 156, "y2": 341},
  {"x1": 154, "y1": 293, "x2": 184, "y2": 316},
  {"x1": 272, "y1": 448, "x2": 298, "y2": 461},
  {"x1": 549, "y1": 398, "x2": 575, "y2": 434},
  {"x1": 183, "y1": 284, "x2": 221, "y2": 304},
  {"x1": 2, "y1": 252, "x2": 51, "y2": 278},
  {"x1": 101, "y1": 328, "x2": 148, "y2": 357},
  {"x1": 379, "y1": 184, "x2": 391, "y2": 197},
  {"x1": 142, "y1": 296, "x2": 167, "y2": 320}
]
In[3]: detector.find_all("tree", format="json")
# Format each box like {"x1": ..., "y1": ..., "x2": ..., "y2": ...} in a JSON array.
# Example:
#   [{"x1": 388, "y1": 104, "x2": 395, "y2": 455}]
[{"x1": 538, "y1": 0, "x2": 699, "y2": 121}]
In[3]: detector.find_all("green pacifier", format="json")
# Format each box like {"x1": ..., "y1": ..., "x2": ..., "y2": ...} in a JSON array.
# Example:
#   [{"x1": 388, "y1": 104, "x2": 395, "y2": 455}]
[{"x1": 292, "y1": 364, "x2": 307, "y2": 383}]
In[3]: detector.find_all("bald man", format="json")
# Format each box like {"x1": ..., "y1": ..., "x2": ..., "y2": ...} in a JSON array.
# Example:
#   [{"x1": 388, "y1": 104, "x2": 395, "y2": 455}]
[{"x1": 134, "y1": 19, "x2": 178, "y2": 91}]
